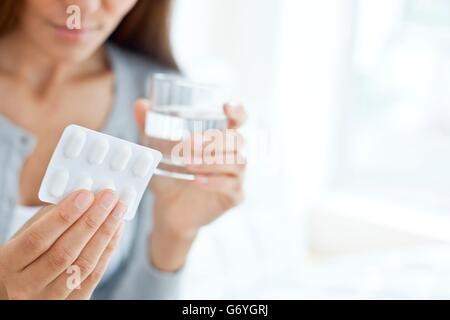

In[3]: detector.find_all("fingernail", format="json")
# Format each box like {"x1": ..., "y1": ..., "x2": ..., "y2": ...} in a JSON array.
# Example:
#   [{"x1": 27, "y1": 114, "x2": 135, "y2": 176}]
[
  {"x1": 99, "y1": 191, "x2": 117, "y2": 209},
  {"x1": 74, "y1": 191, "x2": 93, "y2": 211},
  {"x1": 112, "y1": 201, "x2": 127, "y2": 220},
  {"x1": 196, "y1": 176, "x2": 209, "y2": 184}
]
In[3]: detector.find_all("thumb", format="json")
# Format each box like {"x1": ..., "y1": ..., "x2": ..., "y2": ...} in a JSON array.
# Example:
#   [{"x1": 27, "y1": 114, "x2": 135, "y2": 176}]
[{"x1": 134, "y1": 99, "x2": 152, "y2": 131}]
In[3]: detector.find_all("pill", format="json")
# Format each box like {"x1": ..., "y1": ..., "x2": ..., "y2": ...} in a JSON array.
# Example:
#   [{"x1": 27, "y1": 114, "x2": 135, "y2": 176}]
[
  {"x1": 88, "y1": 137, "x2": 109, "y2": 165},
  {"x1": 73, "y1": 174, "x2": 93, "y2": 191},
  {"x1": 64, "y1": 129, "x2": 86, "y2": 159},
  {"x1": 48, "y1": 170, "x2": 70, "y2": 198},
  {"x1": 110, "y1": 145, "x2": 132, "y2": 172},
  {"x1": 121, "y1": 186, "x2": 137, "y2": 209},
  {"x1": 133, "y1": 153, "x2": 154, "y2": 178}
]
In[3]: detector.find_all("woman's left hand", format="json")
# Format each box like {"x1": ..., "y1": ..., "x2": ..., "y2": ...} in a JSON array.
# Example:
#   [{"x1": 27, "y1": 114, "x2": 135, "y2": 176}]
[{"x1": 134, "y1": 100, "x2": 247, "y2": 272}]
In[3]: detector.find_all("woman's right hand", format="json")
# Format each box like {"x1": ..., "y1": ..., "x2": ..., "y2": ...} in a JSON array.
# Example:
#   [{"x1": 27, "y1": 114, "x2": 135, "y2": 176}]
[{"x1": 0, "y1": 189, "x2": 126, "y2": 300}]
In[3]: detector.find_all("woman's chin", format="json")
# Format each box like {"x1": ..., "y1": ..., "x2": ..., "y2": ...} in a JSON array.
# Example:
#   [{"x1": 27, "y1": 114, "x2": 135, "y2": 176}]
[
  {"x1": 23, "y1": 25, "x2": 106, "y2": 63},
  {"x1": 37, "y1": 39, "x2": 104, "y2": 64}
]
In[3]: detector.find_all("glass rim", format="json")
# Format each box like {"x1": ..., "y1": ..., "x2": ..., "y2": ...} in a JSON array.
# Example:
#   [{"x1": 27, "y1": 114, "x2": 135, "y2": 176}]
[{"x1": 149, "y1": 73, "x2": 222, "y2": 92}]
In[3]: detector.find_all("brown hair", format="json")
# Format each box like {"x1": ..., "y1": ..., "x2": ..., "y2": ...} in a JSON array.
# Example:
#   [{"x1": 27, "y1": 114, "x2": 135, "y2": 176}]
[{"x1": 0, "y1": 0, "x2": 178, "y2": 70}]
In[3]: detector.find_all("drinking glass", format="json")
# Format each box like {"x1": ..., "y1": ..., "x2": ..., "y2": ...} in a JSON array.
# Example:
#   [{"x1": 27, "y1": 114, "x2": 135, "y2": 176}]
[{"x1": 145, "y1": 73, "x2": 228, "y2": 180}]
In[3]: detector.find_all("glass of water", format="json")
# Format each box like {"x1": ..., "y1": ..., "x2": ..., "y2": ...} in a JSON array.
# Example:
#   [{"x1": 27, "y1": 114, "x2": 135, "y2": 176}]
[{"x1": 144, "y1": 73, "x2": 228, "y2": 180}]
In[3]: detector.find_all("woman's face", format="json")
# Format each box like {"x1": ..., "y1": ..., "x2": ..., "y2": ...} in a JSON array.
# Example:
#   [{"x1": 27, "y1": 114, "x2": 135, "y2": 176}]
[{"x1": 19, "y1": 0, "x2": 138, "y2": 62}]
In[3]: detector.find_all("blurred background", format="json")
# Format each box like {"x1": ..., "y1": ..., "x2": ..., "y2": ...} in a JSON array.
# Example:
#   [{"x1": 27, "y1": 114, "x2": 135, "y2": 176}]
[{"x1": 168, "y1": 0, "x2": 450, "y2": 299}]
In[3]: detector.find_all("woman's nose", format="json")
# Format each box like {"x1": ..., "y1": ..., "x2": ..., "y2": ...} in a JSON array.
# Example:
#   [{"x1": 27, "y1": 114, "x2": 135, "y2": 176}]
[{"x1": 64, "y1": 0, "x2": 101, "y2": 14}]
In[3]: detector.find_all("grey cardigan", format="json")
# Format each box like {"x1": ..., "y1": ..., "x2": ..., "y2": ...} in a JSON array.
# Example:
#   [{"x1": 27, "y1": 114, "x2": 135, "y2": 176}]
[{"x1": 0, "y1": 44, "x2": 182, "y2": 300}]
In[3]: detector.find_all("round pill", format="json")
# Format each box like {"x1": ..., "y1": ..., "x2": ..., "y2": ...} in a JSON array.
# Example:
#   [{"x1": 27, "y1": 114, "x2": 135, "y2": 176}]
[
  {"x1": 133, "y1": 153, "x2": 154, "y2": 178},
  {"x1": 48, "y1": 170, "x2": 70, "y2": 198},
  {"x1": 73, "y1": 174, "x2": 93, "y2": 191},
  {"x1": 110, "y1": 145, "x2": 132, "y2": 172},
  {"x1": 88, "y1": 137, "x2": 109, "y2": 165},
  {"x1": 64, "y1": 129, "x2": 86, "y2": 159}
]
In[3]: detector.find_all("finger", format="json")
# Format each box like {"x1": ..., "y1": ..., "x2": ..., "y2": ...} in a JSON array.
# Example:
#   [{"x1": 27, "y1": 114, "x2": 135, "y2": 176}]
[
  {"x1": 134, "y1": 99, "x2": 152, "y2": 132},
  {"x1": 194, "y1": 175, "x2": 243, "y2": 197},
  {"x1": 194, "y1": 175, "x2": 245, "y2": 208},
  {"x1": 21, "y1": 190, "x2": 119, "y2": 290},
  {"x1": 198, "y1": 151, "x2": 246, "y2": 168},
  {"x1": 224, "y1": 103, "x2": 248, "y2": 129},
  {"x1": 67, "y1": 223, "x2": 125, "y2": 300},
  {"x1": 1, "y1": 190, "x2": 94, "y2": 271},
  {"x1": 187, "y1": 162, "x2": 246, "y2": 177},
  {"x1": 10, "y1": 206, "x2": 54, "y2": 240},
  {"x1": 41, "y1": 202, "x2": 127, "y2": 300}
]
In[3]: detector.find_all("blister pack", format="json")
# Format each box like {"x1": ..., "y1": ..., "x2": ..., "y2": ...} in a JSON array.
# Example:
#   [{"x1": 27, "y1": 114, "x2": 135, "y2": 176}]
[{"x1": 38, "y1": 125, "x2": 162, "y2": 220}]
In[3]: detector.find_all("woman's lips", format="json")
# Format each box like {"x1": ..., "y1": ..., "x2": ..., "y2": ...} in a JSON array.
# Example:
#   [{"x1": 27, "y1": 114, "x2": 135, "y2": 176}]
[{"x1": 49, "y1": 22, "x2": 99, "y2": 42}]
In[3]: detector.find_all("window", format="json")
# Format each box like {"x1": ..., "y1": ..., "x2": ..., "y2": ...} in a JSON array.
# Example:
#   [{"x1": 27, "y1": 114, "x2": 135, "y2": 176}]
[{"x1": 337, "y1": 0, "x2": 450, "y2": 213}]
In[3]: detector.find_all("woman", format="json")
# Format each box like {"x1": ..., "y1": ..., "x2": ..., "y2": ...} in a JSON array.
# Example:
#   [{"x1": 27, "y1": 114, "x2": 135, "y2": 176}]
[{"x1": 0, "y1": 0, "x2": 246, "y2": 300}]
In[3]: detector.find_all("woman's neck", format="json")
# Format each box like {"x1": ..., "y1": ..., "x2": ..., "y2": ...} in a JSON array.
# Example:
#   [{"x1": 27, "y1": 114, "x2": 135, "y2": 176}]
[{"x1": 0, "y1": 29, "x2": 109, "y2": 93}]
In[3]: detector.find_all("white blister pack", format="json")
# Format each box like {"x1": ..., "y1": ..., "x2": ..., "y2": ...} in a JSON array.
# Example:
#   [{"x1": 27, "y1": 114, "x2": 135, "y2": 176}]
[{"x1": 38, "y1": 125, "x2": 162, "y2": 221}]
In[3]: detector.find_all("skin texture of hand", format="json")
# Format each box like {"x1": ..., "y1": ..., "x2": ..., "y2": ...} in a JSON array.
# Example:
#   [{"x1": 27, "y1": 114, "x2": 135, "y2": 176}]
[
  {"x1": 0, "y1": 190, "x2": 126, "y2": 300},
  {"x1": 134, "y1": 99, "x2": 248, "y2": 272}
]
